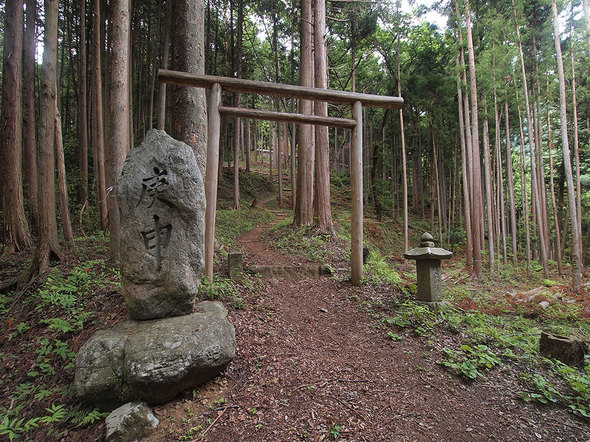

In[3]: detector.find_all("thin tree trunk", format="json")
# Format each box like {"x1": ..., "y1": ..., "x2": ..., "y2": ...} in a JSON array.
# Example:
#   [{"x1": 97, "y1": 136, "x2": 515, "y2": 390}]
[
  {"x1": 432, "y1": 124, "x2": 443, "y2": 246},
  {"x1": 55, "y1": 106, "x2": 74, "y2": 245},
  {"x1": 77, "y1": 0, "x2": 89, "y2": 207},
  {"x1": 314, "y1": 0, "x2": 333, "y2": 232},
  {"x1": 108, "y1": 0, "x2": 131, "y2": 260},
  {"x1": 494, "y1": 87, "x2": 507, "y2": 266},
  {"x1": 514, "y1": 0, "x2": 548, "y2": 276},
  {"x1": 233, "y1": 0, "x2": 243, "y2": 210},
  {"x1": 517, "y1": 103, "x2": 532, "y2": 273},
  {"x1": 464, "y1": 0, "x2": 484, "y2": 278},
  {"x1": 456, "y1": 53, "x2": 473, "y2": 269},
  {"x1": 398, "y1": 15, "x2": 409, "y2": 252},
  {"x1": 245, "y1": 119, "x2": 251, "y2": 172},
  {"x1": 551, "y1": 0, "x2": 582, "y2": 289},
  {"x1": 1, "y1": 0, "x2": 32, "y2": 251},
  {"x1": 505, "y1": 100, "x2": 518, "y2": 262},
  {"x1": 157, "y1": 0, "x2": 172, "y2": 130},
  {"x1": 570, "y1": 43, "x2": 583, "y2": 264},
  {"x1": 547, "y1": 109, "x2": 563, "y2": 275},
  {"x1": 23, "y1": 0, "x2": 39, "y2": 232},
  {"x1": 482, "y1": 97, "x2": 495, "y2": 271},
  {"x1": 93, "y1": 0, "x2": 108, "y2": 230}
]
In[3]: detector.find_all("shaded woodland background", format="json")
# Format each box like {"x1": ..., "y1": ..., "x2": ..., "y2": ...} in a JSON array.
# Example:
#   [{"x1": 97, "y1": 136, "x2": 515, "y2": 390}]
[{"x1": 0, "y1": 0, "x2": 588, "y2": 287}]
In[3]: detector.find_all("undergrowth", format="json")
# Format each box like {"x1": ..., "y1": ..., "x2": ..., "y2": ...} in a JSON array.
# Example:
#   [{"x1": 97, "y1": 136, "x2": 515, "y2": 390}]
[{"x1": 0, "y1": 237, "x2": 119, "y2": 440}]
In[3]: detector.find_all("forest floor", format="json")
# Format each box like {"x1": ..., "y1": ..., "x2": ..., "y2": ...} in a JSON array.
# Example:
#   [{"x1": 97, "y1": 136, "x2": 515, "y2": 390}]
[{"x1": 1, "y1": 172, "x2": 589, "y2": 441}]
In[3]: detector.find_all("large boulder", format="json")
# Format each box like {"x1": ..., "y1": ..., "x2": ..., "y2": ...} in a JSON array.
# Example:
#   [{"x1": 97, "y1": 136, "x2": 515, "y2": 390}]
[
  {"x1": 75, "y1": 302, "x2": 236, "y2": 407},
  {"x1": 117, "y1": 129, "x2": 205, "y2": 320}
]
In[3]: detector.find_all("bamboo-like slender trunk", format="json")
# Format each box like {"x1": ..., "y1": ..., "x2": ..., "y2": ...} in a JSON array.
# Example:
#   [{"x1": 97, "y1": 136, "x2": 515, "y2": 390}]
[
  {"x1": 513, "y1": 0, "x2": 548, "y2": 276},
  {"x1": 551, "y1": 0, "x2": 582, "y2": 289}
]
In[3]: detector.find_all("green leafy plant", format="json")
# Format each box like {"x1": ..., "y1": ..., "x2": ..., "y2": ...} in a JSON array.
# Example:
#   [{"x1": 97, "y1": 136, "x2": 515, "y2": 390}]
[
  {"x1": 441, "y1": 344, "x2": 502, "y2": 379},
  {"x1": 329, "y1": 424, "x2": 342, "y2": 439}
]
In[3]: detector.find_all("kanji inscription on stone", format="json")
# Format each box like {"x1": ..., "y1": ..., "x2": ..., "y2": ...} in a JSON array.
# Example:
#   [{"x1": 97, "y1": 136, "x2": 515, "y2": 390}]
[
  {"x1": 141, "y1": 214, "x2": 172, "y2": 271},
  {"x1": 138, "y1": 167, "x2": 169, "y2": 208}
]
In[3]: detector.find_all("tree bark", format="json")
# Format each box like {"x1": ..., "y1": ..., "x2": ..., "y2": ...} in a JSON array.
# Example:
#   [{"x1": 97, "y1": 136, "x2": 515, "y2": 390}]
[
  {"x1": 23, "y1": 0, "x2": 39, "y2": 232},
  {"x1": 464, "y1": 0, "x2": 483, "y2": 278},
  {"x1": 170, "y1": 0, "x2": 207, "y2": 177},
  {"x1": 513, "y1": 0, "x2": 548, "y2": 276},
  {"x1": 55, "y1": 107, "x2": 74, "y2": 246},
  {"x1": 551, "y1": 0, "x2": 582, "y2": 289},
  {"x1": 294, "y1": 0, "x2": 314, "y2": 226},
  {"x1": 108, "y1": 0, "x2": 131, "y2": 260},
  {"x1": 36, "y1": 0, "x2": 62, "y2": 271},
  {"x1": 482, "y1": 97, "x2": 495, "y2": 271},
  {"x1": 1, "y1": 0, "x2": 32, "y2": 252},
  {"x1": 313, "y1": 0, "x2": 333, "y2": 232},
  {"x1": 505, "y1": 100, "x2": 518, "y2": 263},
  {"x1": 93, "y1": 0, "x2": 108, "y2": 230},
  {"x1": 456, "y1": 53, "x2": 473, "y2": 270},
  {"x1": 77, "y1": 0, "x2": 89, "y2": 207},
  {"x1": 157, "y1": 0, "x2": 172, "y2": 130}
]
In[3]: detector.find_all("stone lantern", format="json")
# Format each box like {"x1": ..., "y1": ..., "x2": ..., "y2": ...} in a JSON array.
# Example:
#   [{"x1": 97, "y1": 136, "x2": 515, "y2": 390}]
[{"x1": 403, "y1": 232, "x2": 452, "y2": 309}]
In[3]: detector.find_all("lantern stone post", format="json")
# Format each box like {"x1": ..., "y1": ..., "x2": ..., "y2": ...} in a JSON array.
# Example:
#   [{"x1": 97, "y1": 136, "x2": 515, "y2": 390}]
[{"x1": 403, "y1": 232, "x2": 452, "y2": 309}]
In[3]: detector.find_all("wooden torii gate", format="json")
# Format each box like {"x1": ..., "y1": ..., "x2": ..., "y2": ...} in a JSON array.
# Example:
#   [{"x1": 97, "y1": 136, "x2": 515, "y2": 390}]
[{"x1": 158, "y1": 69, "x2": 404, "y2": 286}]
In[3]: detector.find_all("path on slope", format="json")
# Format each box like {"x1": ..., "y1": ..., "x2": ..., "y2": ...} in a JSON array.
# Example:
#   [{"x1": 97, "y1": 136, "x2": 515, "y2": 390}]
[{"x1": 202, "y1": 202, "x2": 584, "y2": 441}]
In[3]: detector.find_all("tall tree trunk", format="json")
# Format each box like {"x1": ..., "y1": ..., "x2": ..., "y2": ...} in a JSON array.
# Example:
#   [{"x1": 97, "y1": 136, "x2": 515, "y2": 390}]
[
  {"x1": 551, "y1": 0, "x2": 582, "y2": 289},
  {"x1": 494, "y1": 87, "x2": 507, "y2": 266},
  {"x1": 232, "y1": 0, "x2": 243, "y2": 210},
  {"x1": 23, "y1": 0, "x2": 39, "y2": 232},
  {"x1": 55, "y1": 107, "x2": 74, "y2": 246},
  {"x1": 1, "y1": 0, "x2": 32, "y2": 252},
  {"x1": 570, "y1": 43, "x2": 583, "y2": 264},
  {"x1": 157, "y1": 0, "x2": 172, "y2": 130},
  {"x1": 93, "y1": 0, "x2": 108, "y2": 230},
  {"x1": 482, "y1": 97, "x2": 495, "y2": 271},
  {"x1": 504, "y1": 100, "x2": 518, "y2": 262},
  {"x1": 517, "y1": 103, "x2": 532, "y2": 273},
  {"x1": 547, "y1": 109, "x2": 563, "y2": 275},
  {"x1": 294, "y1": 0, "x2": 314, "y2": 226},
  {"x1": 245, "y1": 119, "x2": 251, "y2": 172},
  {"x1": 398, "y1": 10, "x2": 409, "y2": 252},
  {"x1": 464, "y1": 0, "x2": 484, "y2": 278},
  {"x1": 77, "y1": 0, "x2": 89, "y2": 207},
  {"x1": 456, "y1": 53, "x2": 473, "y2": 270},
  {"x1": 314, "y1": 0, "x2": 333, "y2": 232},
  {"x1": 513, "y1": 1, "x2": 548, "y2": 276},
  {"x1": 108, "y1": 0, "x2": 131, "y2": 260},
  {"x1": 36, "y1": 0, "x2": 62, "y2": 271},
  {"x1": 170, "y1": 0, "x2": 207, "y2": 177}
]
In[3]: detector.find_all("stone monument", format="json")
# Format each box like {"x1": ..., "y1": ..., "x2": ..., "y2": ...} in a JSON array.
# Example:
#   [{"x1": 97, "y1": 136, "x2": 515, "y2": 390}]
[
  {"x1": 403, "y1": 232, "x2": 452, "y2": 309},
  {"x1": 75, "y1": 130, "x2": 236, "y2": 408}
]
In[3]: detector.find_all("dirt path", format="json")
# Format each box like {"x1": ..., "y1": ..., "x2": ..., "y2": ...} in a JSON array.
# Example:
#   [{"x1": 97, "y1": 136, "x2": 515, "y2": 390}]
[
  {"x1": 146, "y1": 203, "x2": 587, "y2": 441},
  {"x1": 200, "y1": 206, "x2": 587, "y2": 440}
]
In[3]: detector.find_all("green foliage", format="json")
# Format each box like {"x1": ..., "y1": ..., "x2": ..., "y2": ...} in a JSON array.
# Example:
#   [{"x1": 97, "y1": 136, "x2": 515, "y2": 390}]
[
  {"x1": 363, "y1": 255, "x2": 402, "y2": 285},
  {"x1": 383, "y1": 300, "x2": 439, "y2": 336},
  {"x1": 199, "y1": 276, "x2": 257, "y2": 310},
  {"x1": 441, "y1": 344, "x2": 502, "y2": 379},
  {"x1": 216, "y1": 208, "x2": 276, "y2": 247},
  {"x1": 329, "y1": 424, "x2": 342, "y2": 439}
]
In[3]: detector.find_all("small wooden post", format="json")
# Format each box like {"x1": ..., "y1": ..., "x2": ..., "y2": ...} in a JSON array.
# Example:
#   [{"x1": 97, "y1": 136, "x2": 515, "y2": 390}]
[
  {"x1": 204, "y1": 83, "x2": 222, "y2": 280},
  {"x1": 351, "y1": 100, "x2": 363, "y2": 286}
]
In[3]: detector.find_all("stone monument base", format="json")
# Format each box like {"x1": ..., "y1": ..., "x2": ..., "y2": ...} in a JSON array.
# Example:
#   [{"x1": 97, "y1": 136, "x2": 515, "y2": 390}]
[{"x1": 74, "y1": 301, "x2": 236, "y2": 408}]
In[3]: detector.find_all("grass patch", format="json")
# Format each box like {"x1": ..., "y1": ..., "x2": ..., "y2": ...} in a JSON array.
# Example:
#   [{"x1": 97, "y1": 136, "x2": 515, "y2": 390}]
[{"x1": 216, "y1": 208, "x2": 276, "y2": 248}]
